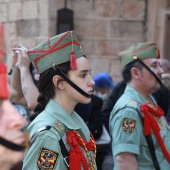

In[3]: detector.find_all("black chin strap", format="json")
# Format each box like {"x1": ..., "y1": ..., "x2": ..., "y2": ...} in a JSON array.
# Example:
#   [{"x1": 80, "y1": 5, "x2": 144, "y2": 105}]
[
  {"x1": 136, "y1": 58, "x2": 164, "y2": 88},
  {"x1": 53, "y1": 66, "x2": 91, "y2": 98},
  {"x1": 0, "y1": 136, "x2": 26, "y2": 151}
]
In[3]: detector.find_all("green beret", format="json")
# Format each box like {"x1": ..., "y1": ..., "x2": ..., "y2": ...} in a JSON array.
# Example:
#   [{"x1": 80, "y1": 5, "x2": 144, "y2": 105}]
[
  {"x1": 118, "y1": 42, "x2": 160, "y2": 68},
  {"x1": 27, "y1": 31, "x2": 84, "y2": 74}
]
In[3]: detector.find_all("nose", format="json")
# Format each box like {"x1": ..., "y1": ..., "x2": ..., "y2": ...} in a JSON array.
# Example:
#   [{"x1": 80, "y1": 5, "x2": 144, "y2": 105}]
[
  {"x1": 4, "y1": 100, "x2": 26, "y2": 130},
  {"x1": 88, "y1": 75, "x2": 95, "y2": 87},
  {"x1": 158, "y1": 65, "x2": 164, "y2": 75}
]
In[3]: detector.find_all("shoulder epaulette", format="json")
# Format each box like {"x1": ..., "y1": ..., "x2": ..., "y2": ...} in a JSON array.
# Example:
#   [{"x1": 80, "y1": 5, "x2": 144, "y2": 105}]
[
  {"x1": 31, "y1": 120, "x2": 65, "y2": 141},
  {"x1": 110, "y1": 101, "x2": 140, "y2": 122},
  {"x1": 126, "y1": 101, "x2": 139, "y2": 109},
  {"x1": 53, "y1": 120, "x2": 65, "y2": 137}
]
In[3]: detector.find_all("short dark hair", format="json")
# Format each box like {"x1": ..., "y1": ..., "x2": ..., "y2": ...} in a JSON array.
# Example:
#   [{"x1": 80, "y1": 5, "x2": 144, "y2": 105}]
[{"x1": 122, "y1": 60, "x2": 143, "y2": 83}]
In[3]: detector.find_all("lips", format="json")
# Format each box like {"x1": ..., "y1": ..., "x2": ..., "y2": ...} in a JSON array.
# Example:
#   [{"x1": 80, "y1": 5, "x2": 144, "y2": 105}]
[{"x1": 88, "y1": 90, "x2": 94, "y2": 95}]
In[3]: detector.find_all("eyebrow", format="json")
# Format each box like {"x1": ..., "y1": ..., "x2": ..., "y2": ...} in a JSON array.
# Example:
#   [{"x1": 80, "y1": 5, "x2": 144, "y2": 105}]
[
  {"x1": 150, "y1": 61, "x2": 159, "y2": 65},
  {"x1": 80, "y1": 69, "x2": 91, "y2": 73}
]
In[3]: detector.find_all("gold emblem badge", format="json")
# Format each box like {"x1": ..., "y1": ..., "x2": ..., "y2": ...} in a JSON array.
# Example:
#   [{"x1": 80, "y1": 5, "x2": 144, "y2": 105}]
[
  {"x1": 133, "y1": 56, "x2": 138, "y2": 60},
  {"x1": 129, "y1": 101, "x2": 137, "y2": 107},
  {"x1": 122, "y1": 118, "x2": 136, "y2": 134},
  {"x1": 54, "y1": 120, "x2": 65, "y2": 133},
  {"x1": 37, "y1": 147, "x2": 59, "y2": 170}
]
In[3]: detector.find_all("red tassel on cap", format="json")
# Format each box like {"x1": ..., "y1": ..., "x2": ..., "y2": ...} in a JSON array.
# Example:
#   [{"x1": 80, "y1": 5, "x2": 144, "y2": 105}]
[
  {"x1": 70, "y1": 50, "x2": 77, "y2": 70},
  {"x1": 157, "y1": 49, "x2": 160, "y2": 59}
]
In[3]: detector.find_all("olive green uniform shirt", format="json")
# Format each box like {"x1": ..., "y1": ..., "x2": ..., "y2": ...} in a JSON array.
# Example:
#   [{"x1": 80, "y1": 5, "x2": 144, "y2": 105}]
[
  {"x1": 109, "y1": 85, "x2": 170, "y2": 170},
  {"x1": 22, "y1": 99, "x2": 97, "y2": 170}
]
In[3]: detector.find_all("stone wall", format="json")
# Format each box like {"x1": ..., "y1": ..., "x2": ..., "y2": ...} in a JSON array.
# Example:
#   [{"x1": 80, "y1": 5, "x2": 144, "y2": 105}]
[{"x1": 0, "y1": 0, "x2": 169, "y2": 83}]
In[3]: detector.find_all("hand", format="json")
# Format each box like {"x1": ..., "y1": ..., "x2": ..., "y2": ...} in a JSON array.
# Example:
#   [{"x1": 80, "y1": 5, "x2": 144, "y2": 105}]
[
  {"x1": 12, "y1": 47, "x2": 30, "y2": 70},
  {"x1": 11, "y1": 49, "x2": 18, "y2": 68}
]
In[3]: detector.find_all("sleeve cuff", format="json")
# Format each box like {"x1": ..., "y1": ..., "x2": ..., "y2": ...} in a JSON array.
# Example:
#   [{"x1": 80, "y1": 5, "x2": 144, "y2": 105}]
[{"x1": 113, "y1": 143, "x2": 140, "y2": 156}]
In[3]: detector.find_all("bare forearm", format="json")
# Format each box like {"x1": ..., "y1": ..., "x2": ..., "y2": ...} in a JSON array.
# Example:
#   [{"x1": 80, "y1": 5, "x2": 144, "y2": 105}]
[
  {"x1": 20, "y1": 68, "x2": 39, "y2": 110},
  {"x1": 116, "y1": 153, "x2": 138, "y2": 170},
  {"x1": 10, "y1": 67, "x2": 26, "y2": 105}
]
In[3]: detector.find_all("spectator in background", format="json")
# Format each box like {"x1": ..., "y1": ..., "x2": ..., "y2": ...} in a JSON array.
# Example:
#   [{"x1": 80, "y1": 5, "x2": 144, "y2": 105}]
[
  {"x1": 75, "y1": 95, "x2": 103, "y2": 140},
  {"x1": 102, "y1": 80, "x2": 126, "y2": 132},
  {"x1": 10, "y1": 47, "x2": 39, "y2": 112},
  {"x1": 151, "y1": 58, "x2": 170, "y2": 119},
  {"x1": 93, "y1": 72, "x2": 114, "y2": 107},
  {"x1": 159, "y1": 58, "x2": 170, "y2": 73},
  {"x1": 159, "y1": 58, "x2": 170, "y2": 91},
  {"x1": 93, "y1": 72, "x2": 114, "y2": 170},
  {"x1": 101, "y1": 80, "x2": 126, "y2": 170},
  {"x1": 9, "y1": 49, "x2": 35, "y2": 130},
  {"x1": 159, "y1": 58, "x2": 170, "y2": 123}
]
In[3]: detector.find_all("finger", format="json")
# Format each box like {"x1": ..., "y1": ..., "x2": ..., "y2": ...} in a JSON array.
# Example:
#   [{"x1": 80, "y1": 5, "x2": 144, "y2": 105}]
[{"x1": 12, "y1": 47, "x2": 28, "y2": 53}]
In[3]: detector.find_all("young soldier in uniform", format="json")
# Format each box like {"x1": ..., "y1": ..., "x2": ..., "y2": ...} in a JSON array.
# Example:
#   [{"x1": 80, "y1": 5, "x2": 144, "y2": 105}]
[
  {"x1": 0, "y1": 24, "x2": 29, "y2": 170},
  {"x1": 22, "y1": 31, "x2": 97, "y2": 170},
  {"x1": 109, "y1": 42, "x2": 170, "y2": 170}
]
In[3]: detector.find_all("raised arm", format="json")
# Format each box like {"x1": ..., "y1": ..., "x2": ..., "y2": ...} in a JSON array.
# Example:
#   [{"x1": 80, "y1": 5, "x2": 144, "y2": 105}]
[
  {"x1": 10, "y1": 50, "x2": 27, "y2": 105},
  {"x1": 11, "y1": 47, "x2": 39, "y2": 110}
]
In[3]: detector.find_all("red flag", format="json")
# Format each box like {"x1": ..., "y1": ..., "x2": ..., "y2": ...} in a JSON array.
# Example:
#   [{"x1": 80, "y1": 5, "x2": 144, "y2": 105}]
[{"x1": 0, "y1": 24, "x2": 6, "y2": 61}]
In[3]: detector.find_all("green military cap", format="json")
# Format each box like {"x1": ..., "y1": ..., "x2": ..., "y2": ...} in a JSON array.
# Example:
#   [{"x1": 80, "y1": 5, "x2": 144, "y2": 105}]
[
  {"x1": 118, "y1": 42, "x2": 160, "y2": 68},
  {"x1": 27, "y1": 31, "x2": 84, "y2": 74}
]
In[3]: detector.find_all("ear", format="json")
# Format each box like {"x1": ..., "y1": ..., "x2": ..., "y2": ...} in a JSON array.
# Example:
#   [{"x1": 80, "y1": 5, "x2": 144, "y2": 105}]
[
  {"x1": 131, "y1": 67, "x2": 141, "y2": 80},
  {"x1": 53, "y1": 75, "x2": 65, "y2": 90}
]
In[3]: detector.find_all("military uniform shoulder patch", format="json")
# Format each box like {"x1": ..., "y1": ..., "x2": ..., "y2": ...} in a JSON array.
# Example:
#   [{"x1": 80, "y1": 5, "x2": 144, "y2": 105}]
[
  {"x1": 122, "y1": 118, "x2": 136, "y2": 134},
  {"x1": 37, "y1": 147, "x2": 59, "y2": 170}
]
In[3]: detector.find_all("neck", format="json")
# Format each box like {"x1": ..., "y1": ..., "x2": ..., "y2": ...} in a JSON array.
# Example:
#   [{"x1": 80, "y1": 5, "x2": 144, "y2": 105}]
[
  {"x1": 129, "y1": 82, "x2": 150, "y2": 100},
  {"x1": 53, "y1": 95, "x2": 75, "y2": 115},
  {"x1": 0, "y1": 158, "x2": 14, "y2": 170}
]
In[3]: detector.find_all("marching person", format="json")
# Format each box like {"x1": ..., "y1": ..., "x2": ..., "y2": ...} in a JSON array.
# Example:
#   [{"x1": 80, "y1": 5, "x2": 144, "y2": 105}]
[
  {"x1": 22, "y1": 31, "x2": 97, "y2": 170},
  {"x1": 0, "y1": 24, "x2": 29, "y2": 170},
  {"x1": 109, "y1": 42, "x2": 170, "y2": 170}
]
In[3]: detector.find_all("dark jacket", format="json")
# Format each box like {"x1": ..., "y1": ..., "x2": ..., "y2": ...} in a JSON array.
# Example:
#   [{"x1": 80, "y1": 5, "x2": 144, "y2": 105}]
[
  {"x1": 75, "y1": 95, "x2": 103, "y2": 140},
  {"x1": 87, "y1": 95, "x2": 103, "y2": 139},
  {"x1": 102, "y1": 80, "x2": 126, "y2": 132}
]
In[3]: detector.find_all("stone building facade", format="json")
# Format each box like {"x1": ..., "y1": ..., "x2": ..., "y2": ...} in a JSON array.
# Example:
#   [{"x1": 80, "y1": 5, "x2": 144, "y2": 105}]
[{"x1": 0, "y1": 0, "x2": 170, "y2": 83}]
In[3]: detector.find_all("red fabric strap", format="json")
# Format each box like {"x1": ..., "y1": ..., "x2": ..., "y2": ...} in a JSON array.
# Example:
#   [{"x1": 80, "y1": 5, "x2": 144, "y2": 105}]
[
  {"x1": 67, "y1": 131, "x2": 95, "y2": 170},
  {"x1": 140, "y1": 103, "x2": 170, "y2": 162}
]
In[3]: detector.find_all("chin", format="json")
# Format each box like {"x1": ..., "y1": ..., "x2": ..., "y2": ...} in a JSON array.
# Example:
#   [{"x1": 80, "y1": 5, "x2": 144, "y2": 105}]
[
  {"x1": 80, "y1": 97, "x2": 92, "y2": 104},
  {"x1": 151, "y1": 85, "x2": 161, "y2": 94}
]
